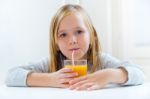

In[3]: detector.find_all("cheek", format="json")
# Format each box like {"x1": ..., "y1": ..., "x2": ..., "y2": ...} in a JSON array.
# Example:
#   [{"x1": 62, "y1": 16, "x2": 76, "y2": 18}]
[
  {"x1": 80, "y1": 34, "x2": 90, "y2": 50},
  {"x1": 57, "y1": 41, "x2": 68, "y2": 53},
  {"x1": 84, "y1": 40, "x2": 90, "y2": 51},
  {"x1": 85, "y1": 33, "x2": 90, "y2": 44},
  {"x1": 58, "y1": 42, "x2": 65, "y2": 50}
]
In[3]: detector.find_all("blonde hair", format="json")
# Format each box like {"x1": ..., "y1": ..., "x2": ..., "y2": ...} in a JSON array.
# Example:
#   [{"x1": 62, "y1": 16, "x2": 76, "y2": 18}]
[{"x1": 49, "y1": 4, "x2": 102, "y2": 73}]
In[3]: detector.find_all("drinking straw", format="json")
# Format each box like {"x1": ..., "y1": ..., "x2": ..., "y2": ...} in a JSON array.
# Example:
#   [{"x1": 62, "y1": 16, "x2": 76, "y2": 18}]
[{"x1": 72, "y1": 50, "x2": 75, "y2": 66}]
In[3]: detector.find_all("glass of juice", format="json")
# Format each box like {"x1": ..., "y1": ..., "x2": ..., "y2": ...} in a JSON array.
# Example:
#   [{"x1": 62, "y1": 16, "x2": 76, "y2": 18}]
[{"x1": 64, "y1": 60, "x2": 87, "y2": 77}]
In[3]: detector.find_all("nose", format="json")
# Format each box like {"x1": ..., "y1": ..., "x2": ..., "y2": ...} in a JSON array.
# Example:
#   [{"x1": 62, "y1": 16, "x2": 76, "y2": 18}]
[{"x1": 69, "y1": 36, "x2": 77, "y2": 45}]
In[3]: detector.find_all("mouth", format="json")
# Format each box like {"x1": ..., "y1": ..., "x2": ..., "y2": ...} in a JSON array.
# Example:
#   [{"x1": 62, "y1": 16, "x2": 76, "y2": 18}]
[{"x1": 69, "y1": 48, "x2": 80, "y2": 51}]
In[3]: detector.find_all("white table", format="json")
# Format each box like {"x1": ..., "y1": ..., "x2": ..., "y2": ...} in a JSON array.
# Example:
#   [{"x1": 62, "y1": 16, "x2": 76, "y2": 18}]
[{"x1": 0, "y1": 83, "x2": 150, "y2": 99}]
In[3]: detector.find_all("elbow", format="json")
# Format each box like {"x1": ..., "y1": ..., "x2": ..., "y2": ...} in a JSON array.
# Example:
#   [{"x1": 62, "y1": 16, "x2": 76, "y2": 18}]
[{"x1": 5, "y1": 68, "x2": 28, "y2": 87}]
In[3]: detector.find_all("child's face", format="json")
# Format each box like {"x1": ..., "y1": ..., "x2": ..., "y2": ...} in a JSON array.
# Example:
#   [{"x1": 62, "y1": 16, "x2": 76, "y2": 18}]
[{"x1": 57, "y1": 14, "x2": 90, "y2": 60}]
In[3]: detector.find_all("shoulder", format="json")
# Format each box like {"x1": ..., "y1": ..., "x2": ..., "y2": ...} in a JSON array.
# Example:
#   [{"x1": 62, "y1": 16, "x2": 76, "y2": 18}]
[
  {"x1": 16, "y1": 57, "x2": 50, "y2": 73},
  {"x1": 30, "y1": 57, "x2": 50, "y2": 72},
  {"x1": 27, "y1": 57, "x2": 49, "y2": 67},
  {"x1": 100, "y1": 53, "x2": 118, "y2": 61},
  {"x1": 100, "y1": 53, "x2": 121, "y2": 68}
]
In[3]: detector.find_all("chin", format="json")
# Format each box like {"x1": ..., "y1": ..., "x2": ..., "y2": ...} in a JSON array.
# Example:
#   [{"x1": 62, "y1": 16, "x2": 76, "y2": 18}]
[
  {"x1": 69, "y1": 56, "x2": 84, "y2": 60},
  {"x1": 65, "y1": 52, "x2": 85, "y2": 60}
]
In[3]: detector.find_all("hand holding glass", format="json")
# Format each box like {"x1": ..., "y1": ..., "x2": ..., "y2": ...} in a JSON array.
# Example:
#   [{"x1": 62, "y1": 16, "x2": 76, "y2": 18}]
[{"x1": 64, "y1": 60, "x2": 87, "y2": 77}]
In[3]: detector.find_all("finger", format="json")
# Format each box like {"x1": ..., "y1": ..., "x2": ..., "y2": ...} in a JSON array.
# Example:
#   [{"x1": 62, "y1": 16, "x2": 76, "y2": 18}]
[
  {"x1": 86, "y1": 80, "x2": 108, "y2": 91},
  {"x1": 86, "y1": 84, "x2": 100, "y2": 91},
  {"x1": 59, "y1": 68, "x2": 73, "y2": 73},
  {"x1": 60, "y1": 72, "x2": 78, "y2": 78},
  {"x1": 60, "y1": 78, "x2": 74, "y2": 84},
  {"x1": 69, "y1": 76, "x2": 88, "y2": 85},
  {"x1": 60, "y1": 83, "x2": 70, "y2": 88},
  {"x1": 69, "y1": 80, "x2": 89, "y2": 90},
  {"x1": 75, "y1": 83, "x2": 94, "y2": 91}
]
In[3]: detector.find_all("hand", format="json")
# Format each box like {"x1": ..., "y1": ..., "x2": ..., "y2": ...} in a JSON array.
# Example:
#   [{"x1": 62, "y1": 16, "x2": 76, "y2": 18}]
[
  {"x1": 69, "y1": 68, "x2": 128, "y2": 91},
  {"x1": 49, "y1": 68, "x2": 78, "y2": 88},
  {"x1": 69, "y1": 69, "x2": 115, "y2": 91}
]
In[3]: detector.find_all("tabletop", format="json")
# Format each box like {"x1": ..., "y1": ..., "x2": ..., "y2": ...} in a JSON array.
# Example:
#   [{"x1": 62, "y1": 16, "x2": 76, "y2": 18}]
[{"x1": 0, "y1": 83, "x2": 150, "y2": 99}]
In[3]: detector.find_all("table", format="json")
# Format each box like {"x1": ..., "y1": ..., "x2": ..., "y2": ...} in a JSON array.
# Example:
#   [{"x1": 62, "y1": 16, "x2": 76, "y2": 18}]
[{"x1": 0, "y1": 83, "x2": 150, "y2": 99}]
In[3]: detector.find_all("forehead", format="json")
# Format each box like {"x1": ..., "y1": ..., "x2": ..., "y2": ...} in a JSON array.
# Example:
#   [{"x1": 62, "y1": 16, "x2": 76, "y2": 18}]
[{"x1": 58, "y1": 14, "x2": 87, "y2": 31}]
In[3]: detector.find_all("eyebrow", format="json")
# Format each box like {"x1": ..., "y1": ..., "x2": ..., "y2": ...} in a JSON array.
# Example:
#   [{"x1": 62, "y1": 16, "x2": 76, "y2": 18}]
[
  {"x1": 58, "y1": 27, "x2": 83, "y2": 33},
  {"x1": 58, "y1": 29, "x2": 66, "y2": 34}
]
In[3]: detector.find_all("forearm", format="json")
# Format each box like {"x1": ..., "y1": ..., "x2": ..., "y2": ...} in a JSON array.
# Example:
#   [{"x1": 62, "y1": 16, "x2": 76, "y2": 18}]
[
  {"x1": 27, "y1": 72, "x2": 53, "y2": 87},
  {"x1": 108, "y1": 68, "x2": 128, "y2": 84}
]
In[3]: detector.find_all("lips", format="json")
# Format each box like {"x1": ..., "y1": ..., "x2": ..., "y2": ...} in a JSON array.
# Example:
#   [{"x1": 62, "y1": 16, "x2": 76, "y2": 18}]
[{"x1": 69, "y1": 48, "x2": 80, "y2": 51}]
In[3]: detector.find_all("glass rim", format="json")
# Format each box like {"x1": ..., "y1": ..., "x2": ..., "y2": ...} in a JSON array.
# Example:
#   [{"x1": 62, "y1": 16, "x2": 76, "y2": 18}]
[{"x1": 64, "y1": 59, "x2": 87, "y2": 66}]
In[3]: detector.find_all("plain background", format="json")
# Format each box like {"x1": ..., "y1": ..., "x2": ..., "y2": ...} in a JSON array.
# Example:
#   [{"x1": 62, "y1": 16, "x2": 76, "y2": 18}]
[{"x1": 0, "y1": 0, "x2": 150, "y2": 85}]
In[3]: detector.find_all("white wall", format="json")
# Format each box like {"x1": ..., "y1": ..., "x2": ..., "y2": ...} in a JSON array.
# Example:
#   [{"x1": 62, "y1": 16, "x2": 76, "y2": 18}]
[
  {"x1": 0, "y1": 0, "x2": 65, "y2": 84},
  {"x1": 80, "y1": 0, "x2": 112, "y2": 54},
  {"x1": 121, "y1": 0, "x2": 150, "y2": 81}
]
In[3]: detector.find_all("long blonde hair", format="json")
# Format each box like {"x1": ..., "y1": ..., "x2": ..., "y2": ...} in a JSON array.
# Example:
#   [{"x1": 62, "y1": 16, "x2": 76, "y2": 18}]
[{"x1": 49, "y1": 4, "x2": 102, "y2": 73}]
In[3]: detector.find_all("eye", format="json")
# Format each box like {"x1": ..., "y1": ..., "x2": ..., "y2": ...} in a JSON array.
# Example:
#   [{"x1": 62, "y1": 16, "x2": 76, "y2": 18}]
[
  {"x1": 59, "y1": 32, "x2": 67, "y2": 38},
  {"x1": 76, "y1": 30, "x2": 83, "y2": 35}
]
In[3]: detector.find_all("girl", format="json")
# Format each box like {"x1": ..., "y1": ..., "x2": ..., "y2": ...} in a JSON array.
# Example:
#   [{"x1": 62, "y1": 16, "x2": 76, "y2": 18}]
[{"x1": 5, "y1": 4, "x2": 144, "y2": 90}]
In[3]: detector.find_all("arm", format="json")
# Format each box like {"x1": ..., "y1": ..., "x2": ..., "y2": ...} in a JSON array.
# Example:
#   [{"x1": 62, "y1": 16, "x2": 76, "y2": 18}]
[
  {"x1": 26, "y1": 68, "x2": 77, "y2": 88},
  {"x1": 26, "y1": 73, "x2": 53, "y2": 87},
  {"x1": 101, "y1": 53, "x2": 144, "y2": 85},
  {"x1": 69, "y1": 53, "x2": 144, "y2": 90},
  {"x1": 5, "y1": 58, "x2": 49, "y2": 87},
  {"x1": 69, "y1": 68, "x2": 128, "y2": 90},
  {"x1": 5, "y1": 58, "x2": 78, "y2": 87},
  {"x1": 105, "y1": 67, "x2": 128, "y2": 84}
]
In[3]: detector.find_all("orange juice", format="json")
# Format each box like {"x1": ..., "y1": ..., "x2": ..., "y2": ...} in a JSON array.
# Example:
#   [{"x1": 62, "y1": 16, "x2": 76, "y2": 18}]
[{"x1": 65, "y1": 65, "x2": 87, "y2": 77}]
